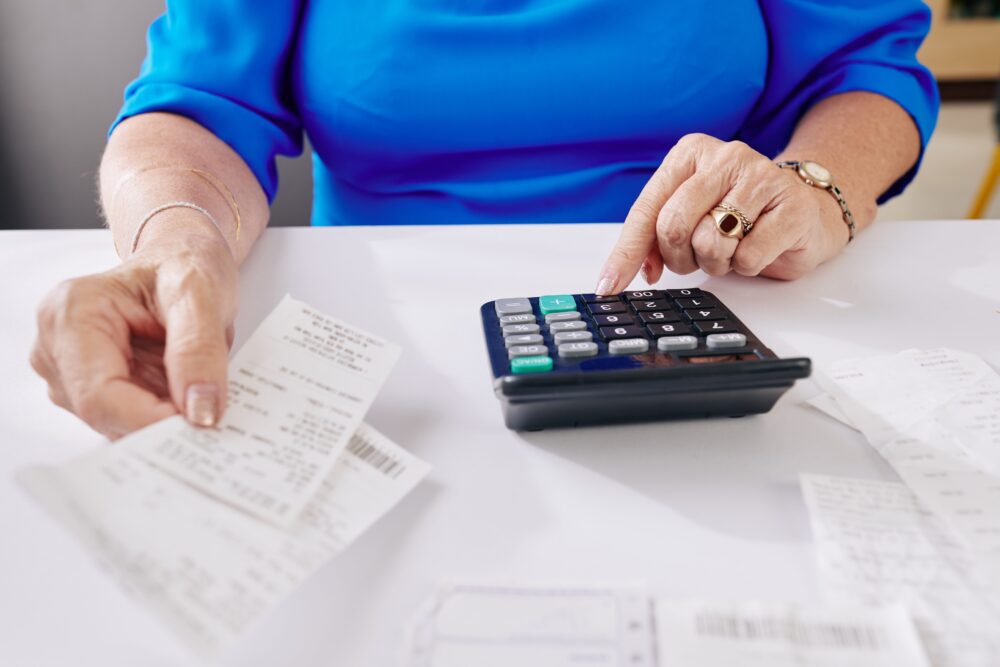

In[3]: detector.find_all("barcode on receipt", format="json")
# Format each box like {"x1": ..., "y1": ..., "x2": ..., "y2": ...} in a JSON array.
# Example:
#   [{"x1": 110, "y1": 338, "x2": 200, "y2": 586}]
[
  {"x1": 347, "y1": 436, "x2": 406, "y2": 478},
  {"x1": 695, "y1": 612, "x2": 885, "y2": 650}
]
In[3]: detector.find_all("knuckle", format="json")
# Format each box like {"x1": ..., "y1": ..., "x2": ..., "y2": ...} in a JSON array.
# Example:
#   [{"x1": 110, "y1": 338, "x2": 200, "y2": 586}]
[
  {"x1": 28, "y1": 343, "x2": 49, "y2": 377},
  {"x1": 733, "y1": 246, "x2": 765, "y2": 275},
  {"x1": 73, "y1": 389, "x2": 108, "y2": 430},
  {"x1": 657, "y1": 210, "x2": 688, "y2": 248}
]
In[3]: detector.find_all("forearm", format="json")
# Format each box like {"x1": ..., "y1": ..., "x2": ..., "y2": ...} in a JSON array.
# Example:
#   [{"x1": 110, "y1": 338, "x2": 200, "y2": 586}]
[
  {"x1": 774, "y1": 91, "x2": 922, "y2": 235},
  {"x1": 100, "y1": 112, "x2": 270, "y2": 264}
]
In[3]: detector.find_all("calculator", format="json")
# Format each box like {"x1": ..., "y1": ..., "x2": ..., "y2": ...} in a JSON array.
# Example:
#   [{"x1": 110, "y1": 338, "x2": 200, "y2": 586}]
[{"x1": 480, "y1": 289, "x2": 810, "y2": 430}]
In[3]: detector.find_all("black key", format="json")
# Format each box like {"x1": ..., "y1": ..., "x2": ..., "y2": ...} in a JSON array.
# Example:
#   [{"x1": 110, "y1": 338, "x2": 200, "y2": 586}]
[
  {"x1": 593, "y1": 313, "x2": 634, "y2": 326},
  {"x1": 639, "y1": 310, "x2": 681, "y2": 324},
  {"x1": 666, "y1": 288, "x2": 703, "y2": 299},
  {"x1": 693, "y1": 320, "x2": 738, "y2": 335},
  {"x1": 582, "y1": 293, "x2": 623, "y2": 303},
  {"x1": 631, "y1": 299, "x2": 672, "y2": 312},
  {"x1": 624, "y1": 290, "x2": 666, "y2": 301},
  {"x1": 588, "y1": 301, "x2": 629, "y2": 314},
  {"x1": 684, "y1": 308, "x2": 725, "y2": 321},
  {"x1": 647, "y1": 322, "x2": 692, "y2": 337},
  {"x1": 599, "y1": 325, "x2": 646, "y2": 340},
  {"x1": 675, "y1": 297, "x2": 715, "y2": 310}
]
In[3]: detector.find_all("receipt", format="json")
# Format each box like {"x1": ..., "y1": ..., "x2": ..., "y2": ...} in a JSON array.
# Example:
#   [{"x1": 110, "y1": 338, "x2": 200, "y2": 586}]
[
  {"x1": 405, "y1": 583, "x2": 655, "y2": 667},
  {"x1": 820, "y1": 349, "x2": 1000, "y2": 586},
  {"x1": 655, "y1": 599, "x2": 929, "y2": 667},
  {"x1": 404, "y1": 582, "x2": 931, "y2": 667},
  {"x1": 132, "y1": 295, "x2": 400, "y2": 525},
  {"x1": 20, "y1": 422, "x2": 429, "y2": 656},
  {"x1": 800, "y1": 474, "x2": 1000, "y2": 667}
]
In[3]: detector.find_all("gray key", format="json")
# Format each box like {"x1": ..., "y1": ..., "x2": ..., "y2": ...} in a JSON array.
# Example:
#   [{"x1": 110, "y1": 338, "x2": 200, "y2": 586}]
[
  {"x1": 706, "y1": 332, "x2": 747, "y2": 349},
  {"x1": 503, "y1": 323, "x2": 541, "y2": 336},
  {"x1": 508, "y1": 344, "x2": 549, "y2": 359},
  {"x1": 504, "y1": 334, "x2": 543, "y2": 348},
  {"x1": 500, "y1": 313, "x2": 536, "y2": 326},
  {"x1": 549, "y1": 320, "x2": 587, "y2": 333},
  {"x1": 545, "y1": 311, "x2": 581, "y2": 324},
  {"x1": 658, "y1": 335, "x2": 698, "y2": 351},
  {"x1": 554, "y1": 330, "x2": 594, "y2": 344},
  {"x1": 558, "y1": 341, "x2": 599, "y2": 358},
  {"x1": 609, "y1": 338, "x2": 649, "y2": 355},
  {"x1": 494, "y1": 298, "x2": 533, "y2": 316}
]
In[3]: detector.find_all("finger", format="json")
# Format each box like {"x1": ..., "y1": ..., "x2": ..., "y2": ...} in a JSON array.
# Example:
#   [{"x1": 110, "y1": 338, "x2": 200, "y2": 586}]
[
  {"x1": 688, "y1": 162, "x2": 782, "y2": 277},
  {"x1": 655, "y1": 172, "x2": 730, "y2": 275},
  {"x1": 82, "y1": 380, "x2": 177, "y2": 440},
  {"x1": 131, "y1": 337, "x2": 170, "y2": 397},
  {"x1": 596, "y1": 134, "x2": 711, "y2": 293},
  {"x1": 641, "y1": 247, "x2": 664, "y2": 285},
  {"x1": 690, "y1": 215, "x2": 739, "y2": 276},
  {"x1": 162, "y1": 291, "x2": 231, "y2": 427},
  {"x1": 30, "y1": 341, "x2": 70, "y2": 410},
  {"x1": 732, "y1": 206, "x2": 808, "y2": 277},
  {"x1": 52, "y1": 315, "x2": 176, "y2": 438}
]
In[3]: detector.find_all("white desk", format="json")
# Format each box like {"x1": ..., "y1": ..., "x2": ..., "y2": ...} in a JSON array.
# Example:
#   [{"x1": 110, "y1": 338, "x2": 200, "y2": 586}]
[{"x1": 1, "y1": 220, "x2": 998, "y2": 665}]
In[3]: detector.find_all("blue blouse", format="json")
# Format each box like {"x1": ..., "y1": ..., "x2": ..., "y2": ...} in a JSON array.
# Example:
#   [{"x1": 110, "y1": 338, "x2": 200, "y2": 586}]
[{"x1": 113, "y1": 1, "x2": 939, "y2": 227}]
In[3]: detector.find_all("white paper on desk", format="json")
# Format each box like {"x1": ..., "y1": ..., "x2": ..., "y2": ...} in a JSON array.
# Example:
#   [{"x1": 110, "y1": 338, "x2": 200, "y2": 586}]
[
  {"x1": 820, "y1": 349, "x2": 1000, "y2": 584},
  {"x1": 806, "y1": 392, "x2": 859, "y2": 431},
  {"x1": 800, "y1": 474, "x2": 1000, "y2": 667},
  {"x1": 131, "y1": 295, "x2": 400, "y2": 525},
  {"x1": 654, "y1": 599, "x2": 930, "y2": 667},
  {"x1": 19, "y1": 422, "x2": 429, "y2": 656},
  {"x1": 404, "y1": 582, "x2": 655, "y2": 667}
]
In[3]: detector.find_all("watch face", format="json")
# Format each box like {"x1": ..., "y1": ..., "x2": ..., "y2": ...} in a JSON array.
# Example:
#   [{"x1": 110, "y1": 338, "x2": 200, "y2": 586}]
[{"x1": 801, "y1": 160, "x2": 832, "y2": 186}]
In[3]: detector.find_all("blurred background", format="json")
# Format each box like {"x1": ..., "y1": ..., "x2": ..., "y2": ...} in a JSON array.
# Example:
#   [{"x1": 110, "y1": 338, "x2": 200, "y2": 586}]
[{"x1": 0, "y1": 0, "x2": 997, "y2": 231}]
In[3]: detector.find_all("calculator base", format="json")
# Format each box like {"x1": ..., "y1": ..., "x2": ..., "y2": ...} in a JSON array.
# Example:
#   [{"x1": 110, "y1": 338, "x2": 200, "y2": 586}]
[{"x1": 497, "y1": 382, "x2": 794, "y2": 430}]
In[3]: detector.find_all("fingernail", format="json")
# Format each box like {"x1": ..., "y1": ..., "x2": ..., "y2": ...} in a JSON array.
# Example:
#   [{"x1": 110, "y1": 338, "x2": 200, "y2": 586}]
[
  {"x1": 640, "y1": 263, "x2": 650, "y2": 285},
  {"x1": 595, "y1": 274, "x2": 616, "y2": 296},
  {"x1": 185, "y1": 383, "x2": 218, "y2": 427}
]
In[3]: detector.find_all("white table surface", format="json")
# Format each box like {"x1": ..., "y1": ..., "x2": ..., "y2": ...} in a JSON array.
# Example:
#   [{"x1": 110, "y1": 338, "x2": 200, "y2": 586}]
[{"x1": 1, "y1": 220, "x2": 998, "y2": 666}]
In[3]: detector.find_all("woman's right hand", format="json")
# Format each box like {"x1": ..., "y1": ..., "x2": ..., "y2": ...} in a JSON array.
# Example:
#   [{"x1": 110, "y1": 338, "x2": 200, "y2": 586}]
[{"x1": 30, "y1": 210, "x2": 239, "y2": 440}]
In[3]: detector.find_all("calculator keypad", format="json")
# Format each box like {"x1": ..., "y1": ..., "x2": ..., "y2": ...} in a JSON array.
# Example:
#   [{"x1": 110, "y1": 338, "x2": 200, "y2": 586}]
[{"x1": 494, "y1": 289, "x2": 754, "y2": 374}]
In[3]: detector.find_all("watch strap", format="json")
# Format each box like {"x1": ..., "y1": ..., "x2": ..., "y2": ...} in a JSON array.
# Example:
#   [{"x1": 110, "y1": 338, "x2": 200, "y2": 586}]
[{"x1": 776, "y1": 160, "x2": 856, "y2": 243}]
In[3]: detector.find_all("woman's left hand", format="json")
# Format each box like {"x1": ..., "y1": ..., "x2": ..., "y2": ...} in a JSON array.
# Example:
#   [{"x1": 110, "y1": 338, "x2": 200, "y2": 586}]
[{"x1": 594, "y1": 133, "x2": 852, "y2": 293}]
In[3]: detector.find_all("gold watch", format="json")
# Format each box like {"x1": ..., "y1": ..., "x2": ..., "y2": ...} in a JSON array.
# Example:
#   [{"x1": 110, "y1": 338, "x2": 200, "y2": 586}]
[{"x1": 776, "y1": 160, "x2": 856, "y2": 243}]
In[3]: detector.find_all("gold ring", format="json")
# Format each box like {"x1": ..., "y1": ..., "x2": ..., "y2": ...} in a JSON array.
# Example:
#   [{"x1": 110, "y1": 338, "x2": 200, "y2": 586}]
[{"x1": 711, "y1": 203, "x2": 753, "y2": 240}]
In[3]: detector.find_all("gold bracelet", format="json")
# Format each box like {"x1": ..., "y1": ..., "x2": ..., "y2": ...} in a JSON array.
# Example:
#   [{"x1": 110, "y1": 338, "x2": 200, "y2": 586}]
[{"x1": 110, "y1": 165, "x2": 242, "y2": 242}]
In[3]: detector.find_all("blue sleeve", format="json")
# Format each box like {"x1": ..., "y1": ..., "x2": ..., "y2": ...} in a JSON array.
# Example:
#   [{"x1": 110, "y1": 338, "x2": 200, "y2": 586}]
[
  {"x1": 110, "y1": 1, "x2": 304, "y2": 202},
  {"x1": 740, "y1": 0, "x2": 940, "y2": 202}
]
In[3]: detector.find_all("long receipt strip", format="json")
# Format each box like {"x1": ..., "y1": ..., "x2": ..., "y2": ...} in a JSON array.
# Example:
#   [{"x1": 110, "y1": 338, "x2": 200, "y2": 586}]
[
  {"x1": 802, "y1": 348, "x2": 1000, "y2": 666},
  {"x1": 404, "y1": 583, "x2": 930, "y2": 666},
  {"x1": 18, "y1": 296, "x2": 429, "y2": 655},
  {"x1": 801, "y1": 475, "x2": 1000, "y2": 667},
  {"x1": 815, "y1": 349, "x2": 1000, "y2": 584}
]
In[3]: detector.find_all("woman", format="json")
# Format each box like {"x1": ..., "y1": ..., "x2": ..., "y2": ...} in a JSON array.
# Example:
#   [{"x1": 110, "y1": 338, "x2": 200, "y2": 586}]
[{"x1": 31, "y1": 1, "x2": 938, "y2": 438}]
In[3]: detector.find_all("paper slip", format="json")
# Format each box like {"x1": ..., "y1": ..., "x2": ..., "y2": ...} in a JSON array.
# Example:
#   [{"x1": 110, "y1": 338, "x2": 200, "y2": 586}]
[
  {"x1": 404, "y1": 583, "x2": 931, "y2": 667},
  {"x1": 655, "y1": 599, "x2": 929, "y2": 667},
  {"x1": 20, "y1": 422, "x2": 429, "y2": 656},
  {"x1": 818, "y1": 349, "x2": 1000, "y2": 585},
  {"x1": 131, "y1": 295, "x2": 400, "y2": 525},
  {"x1": 405, "y1": 582, "x2": 656, "y2": 667},
  {"x1": 801, "y1": 474, "x2": 1000, "y2": 667}
]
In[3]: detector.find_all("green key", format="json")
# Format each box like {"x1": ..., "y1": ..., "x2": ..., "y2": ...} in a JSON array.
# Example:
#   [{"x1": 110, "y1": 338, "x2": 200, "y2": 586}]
[
  {"x1": 539, "y1": 294, "x2": 577, "y2": 315},
  {"x1": 511, "y1": 355, "x2": 553, "y2": 374}
]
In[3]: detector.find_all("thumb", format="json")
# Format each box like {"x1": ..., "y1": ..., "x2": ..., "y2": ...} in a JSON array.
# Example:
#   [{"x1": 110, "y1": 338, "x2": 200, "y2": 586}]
[{"x1": 162, "y1": 292, "x2": 231, "y2": 427}]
